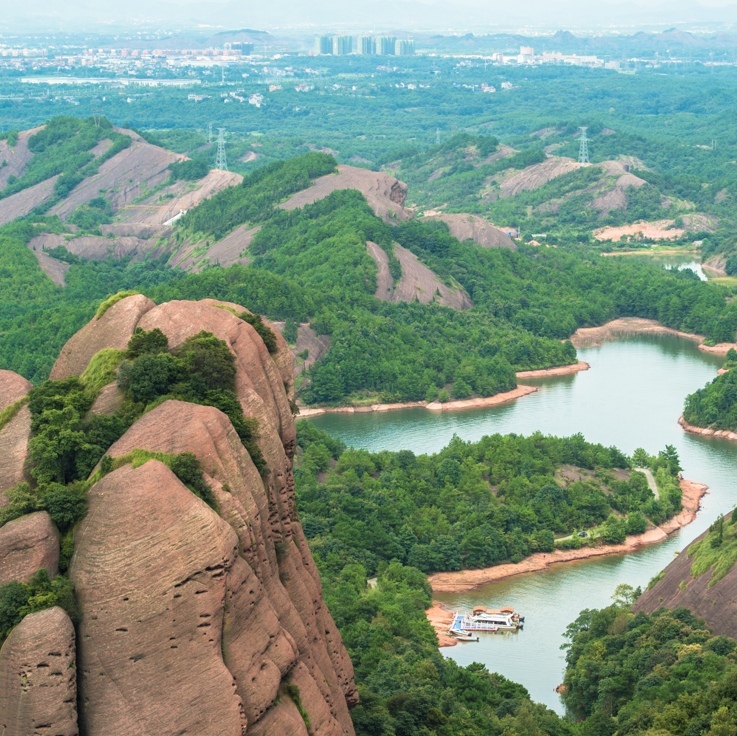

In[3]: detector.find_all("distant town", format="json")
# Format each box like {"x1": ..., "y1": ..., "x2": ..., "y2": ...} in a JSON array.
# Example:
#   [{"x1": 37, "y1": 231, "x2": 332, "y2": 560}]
[{"x1": 0, "y1": 33, "x2": 725, "y2": 82}]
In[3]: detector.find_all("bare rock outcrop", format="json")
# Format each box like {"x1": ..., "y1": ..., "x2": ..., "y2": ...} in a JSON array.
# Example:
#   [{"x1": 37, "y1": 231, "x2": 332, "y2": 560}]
[
  {"x1": 270, "y1": 322, "x2": 331, "y2": 378},
  {"x1": 50, "y1": 295, "x2": 356, "y2": 735},
  {"x1": 633, "y1": 511, "x2": 737, "y2": 639},
  {"x1": 70, "y1": 460, "x2": 248, "y2": 736},
  {"x1": 172, "y1": 224, "x2": 260, "y2": 272},
  {"x1": 0, "y1": 175, "x2": 59, "y2": 227},
  {"x1": 0, "y1": 511, "x2": 59, "y2": 585},
  {"x1": 49, "y1": 133, "x2": 184, "y2": 220},
  {"x1": 367, "y1": 241, "x2": 473, "y2": 310},
  {"x1": 50, "y1": 293, "x2": 155, "y2": 380},
  {"x1": 500, "y1": 158, "x2": 582, "y2": 197},
  {"x1": 0, "y1": 126, "x2": 40, "y2": 189},
  {"x1": 0, "y1": 606, "x2": 77, "y2": 736},
  {"x1": 426, "y1": 213, "x2": 516, "y2": 250},
  {"x1": 280, "y1": 165, "x2": 412, "y2": 223},
  {"x1": 0, "y1": 370, "x2": 33, "y2": 499}
]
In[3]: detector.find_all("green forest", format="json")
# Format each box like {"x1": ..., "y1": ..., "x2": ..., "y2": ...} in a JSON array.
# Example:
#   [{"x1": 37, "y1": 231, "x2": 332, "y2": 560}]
[
  {"x1": 294, "y1": 422, "x2": 682, "y2": 575},
  {"x1": 683, "y1": 358, "x2": 737, "y2": 430},
  {"x1": 1, "y1": 188, "x2": 736, "y2": 405},
  {"x1": 293, "y1": 423, "x2": 737, "y2": 736},
  {"x1": 562, "y1": 598, "x2": 737, "y2": 735}
]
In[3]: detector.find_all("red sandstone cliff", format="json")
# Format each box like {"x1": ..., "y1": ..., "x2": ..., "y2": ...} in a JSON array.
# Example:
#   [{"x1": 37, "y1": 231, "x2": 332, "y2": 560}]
[{"x1": 0, "y1": 294, "x2": 356, "y2": 736}]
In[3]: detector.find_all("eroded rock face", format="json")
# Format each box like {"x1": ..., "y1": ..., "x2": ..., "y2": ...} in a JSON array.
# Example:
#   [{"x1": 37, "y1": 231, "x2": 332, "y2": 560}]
[
  {"x1": 279, "y1": 164, "x2": 411, "y2": 223},
  {"x1": 71, "y1": 460, "x2": 248, "y2": 736},
  {"x1": 50, "y1": 293, "x2": 155, "y2": 380},
  {"x1": 0, "y1": 370, "x2": 33, "y2": 500},
  {"x1": 0, "y1": 511, "x2": 59, "y2": 585},
  {"x1": 51, "y1": 295, "x2": 356, "y2": 735},
  {"x1": 103, "y1": 400, "x2": 355, "y2": 732},
  {"x1": 633, "y1": 511, "x2": 737, "y2": 639},
  {"x1": 0, "y1": 606, "x2": 77, "y2": 736}
]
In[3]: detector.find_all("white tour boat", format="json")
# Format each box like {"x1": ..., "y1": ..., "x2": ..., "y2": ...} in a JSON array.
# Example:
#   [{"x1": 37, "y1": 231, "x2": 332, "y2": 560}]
[{"x1": 469, "y1": 606, "x2": 524, "y2": 630}]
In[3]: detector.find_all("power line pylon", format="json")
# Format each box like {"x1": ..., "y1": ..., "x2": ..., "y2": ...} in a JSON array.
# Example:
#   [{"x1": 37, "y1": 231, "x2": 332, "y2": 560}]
[
  {"x1": 435, "y1": 128, "x2": 440, "y2": 145},
  {"x1": 215, "y1": 128, "x2": 228, "y2": 171},
  {"x1": 208, "y1": 122, "x2": 212, "y2": 143},
  {"x1": 578, "y1": 126, "x2": 589, "y2": 164}
]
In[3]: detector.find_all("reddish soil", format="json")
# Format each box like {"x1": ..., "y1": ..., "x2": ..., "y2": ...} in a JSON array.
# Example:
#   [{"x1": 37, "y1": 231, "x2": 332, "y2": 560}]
[
  {"x1": 299, "y1": 385, "x2": 539, "y2": 417},
  {"x1": 516, "y1": 361, "x2": 589, "y2": 378},
  {"x1": 594, "y1": 220, "x2": 684, "y2": 242},
  {"x1": 570, "y1": 318, "x2": 703, "y2": 348},
  {"x1": 426, "y1": 601, "x2": 458, "y2": 647},
  {"x1": 679, "y1": 415, "x2": 737, "y2": 442}
]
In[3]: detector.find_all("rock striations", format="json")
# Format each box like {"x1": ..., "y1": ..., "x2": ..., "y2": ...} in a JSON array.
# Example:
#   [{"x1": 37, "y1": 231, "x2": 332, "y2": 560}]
[
  {"x1": 0, "y1": 369, "x2": 33, "y2": 500},
  {"x1": 0, "y1": 294, "x2": 356, "y2": 736},
  {"x1": 0, "y1": 606, "x2": 78, "y2": 736}
]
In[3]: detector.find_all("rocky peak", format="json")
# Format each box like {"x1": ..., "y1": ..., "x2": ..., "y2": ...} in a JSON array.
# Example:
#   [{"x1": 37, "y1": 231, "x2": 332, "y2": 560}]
[{"x1": 0, "y1": 294, "x2": 356, "y2": 736}]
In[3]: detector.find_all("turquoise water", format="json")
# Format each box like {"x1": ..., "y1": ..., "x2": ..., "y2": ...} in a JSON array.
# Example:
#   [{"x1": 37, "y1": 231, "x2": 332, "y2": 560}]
[{"x1": 308, "y1": 334, "x2": 734, "y2": 712}]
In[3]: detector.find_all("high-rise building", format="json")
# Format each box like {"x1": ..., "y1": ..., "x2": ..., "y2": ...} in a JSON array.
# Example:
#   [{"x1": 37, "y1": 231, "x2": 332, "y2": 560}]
[
  {"x1": 395, "y1": 39, "x2": 415, "y2": 56},
  {"x1": 377, "y1": 36, "x2": 397, "y2": 55},
  {"x1": 332, "y1": 36, "x2": 353, "y2": 55},
  {"x1": 314, "y1": 35, "x2": 332, "y2": 55},
  {"x1": 229, "y1": 42, "x2": 254, "y2": 55},
  {"x1": 357, "y1": 36, "x2": 376, "y2": 54}
]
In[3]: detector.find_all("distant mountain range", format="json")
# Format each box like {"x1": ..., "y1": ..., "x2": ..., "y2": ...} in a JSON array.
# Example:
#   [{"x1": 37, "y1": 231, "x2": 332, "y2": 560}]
[{"x1": 6, "y1": 0, "x2": 737, "y2": 34}]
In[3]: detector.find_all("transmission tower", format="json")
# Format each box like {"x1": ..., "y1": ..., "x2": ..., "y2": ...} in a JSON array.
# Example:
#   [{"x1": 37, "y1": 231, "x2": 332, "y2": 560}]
[
  {"x1": 578, "y1": 126, "x2": 589, "y2": 164},
  {"x1": 208, "y1": 122, "x2": 212, "y2": 143},
  {"x1": 435, "y1": 128, "x2": 440, "y2": 145},
  {"x1": 215, "y1": 128, "x2": 228, "y2": 171}
]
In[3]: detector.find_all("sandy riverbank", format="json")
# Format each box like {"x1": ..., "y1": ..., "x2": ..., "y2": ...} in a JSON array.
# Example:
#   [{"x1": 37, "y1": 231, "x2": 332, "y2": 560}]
[
  {"x1": 515, "y1": 361, "x2": 589, "y2": 378},
  {"x1": 600, "y1": 250, "x2": 700, "y2": 257},
  {"x1": 298, "y1": 385, "x2": 539, "y2": 417},
  {"x1": 570, "y1": 317, "x2": 737, "y2": 355},
  {"x1": 426, "y1": 601, "x2": 458, "y2": 647},
  {"x1": 679, "y1": 415, "x2": 737, "y2": 442},
  {"x1": 427, "y1": 477, "x2": 707, "y2": 597}
]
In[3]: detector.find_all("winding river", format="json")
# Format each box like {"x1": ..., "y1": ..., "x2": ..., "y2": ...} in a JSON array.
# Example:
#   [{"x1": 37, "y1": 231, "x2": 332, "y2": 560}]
[{"x1": 308, "y1": 327, "x2": 736, "y2": 713}]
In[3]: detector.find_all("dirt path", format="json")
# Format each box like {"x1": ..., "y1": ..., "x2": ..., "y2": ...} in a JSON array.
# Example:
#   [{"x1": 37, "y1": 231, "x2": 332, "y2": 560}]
[
  {"x1": 636, "y1": 467, "x2": 659, "y2": 500},
  {"x1": 427, "y1": 477, "x2": 707, "y2": 596}
]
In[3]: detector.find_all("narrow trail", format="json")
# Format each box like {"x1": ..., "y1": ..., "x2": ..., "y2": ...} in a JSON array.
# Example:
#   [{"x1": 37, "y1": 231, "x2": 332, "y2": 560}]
[{"x1": 636, "y1": 467, "x2": 659, "y2": 500}]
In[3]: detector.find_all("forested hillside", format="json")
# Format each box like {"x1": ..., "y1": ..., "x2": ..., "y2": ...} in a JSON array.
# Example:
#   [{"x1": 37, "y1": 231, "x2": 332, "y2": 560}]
[
  {"x1": 295, "y1": 423, "x2": 682, "y2": 575},
  {"x1": 291, "y1": 423, "x2": 723, "y2": 736},
  {"x1": 683, "y1": 360, "x2": 737, "y2": 430},
  {"x1": 0, "y1": 119, "x2": 735, "y2": 407},
  {"x1": 561, "y1": 596, "x2": 737, "y2": 734}
]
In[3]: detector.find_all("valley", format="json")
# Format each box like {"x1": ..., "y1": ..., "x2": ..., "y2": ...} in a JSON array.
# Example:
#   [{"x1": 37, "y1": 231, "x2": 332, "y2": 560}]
[{"x1": 1, "y1": 29, "x2": 737, "y2": 736}]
